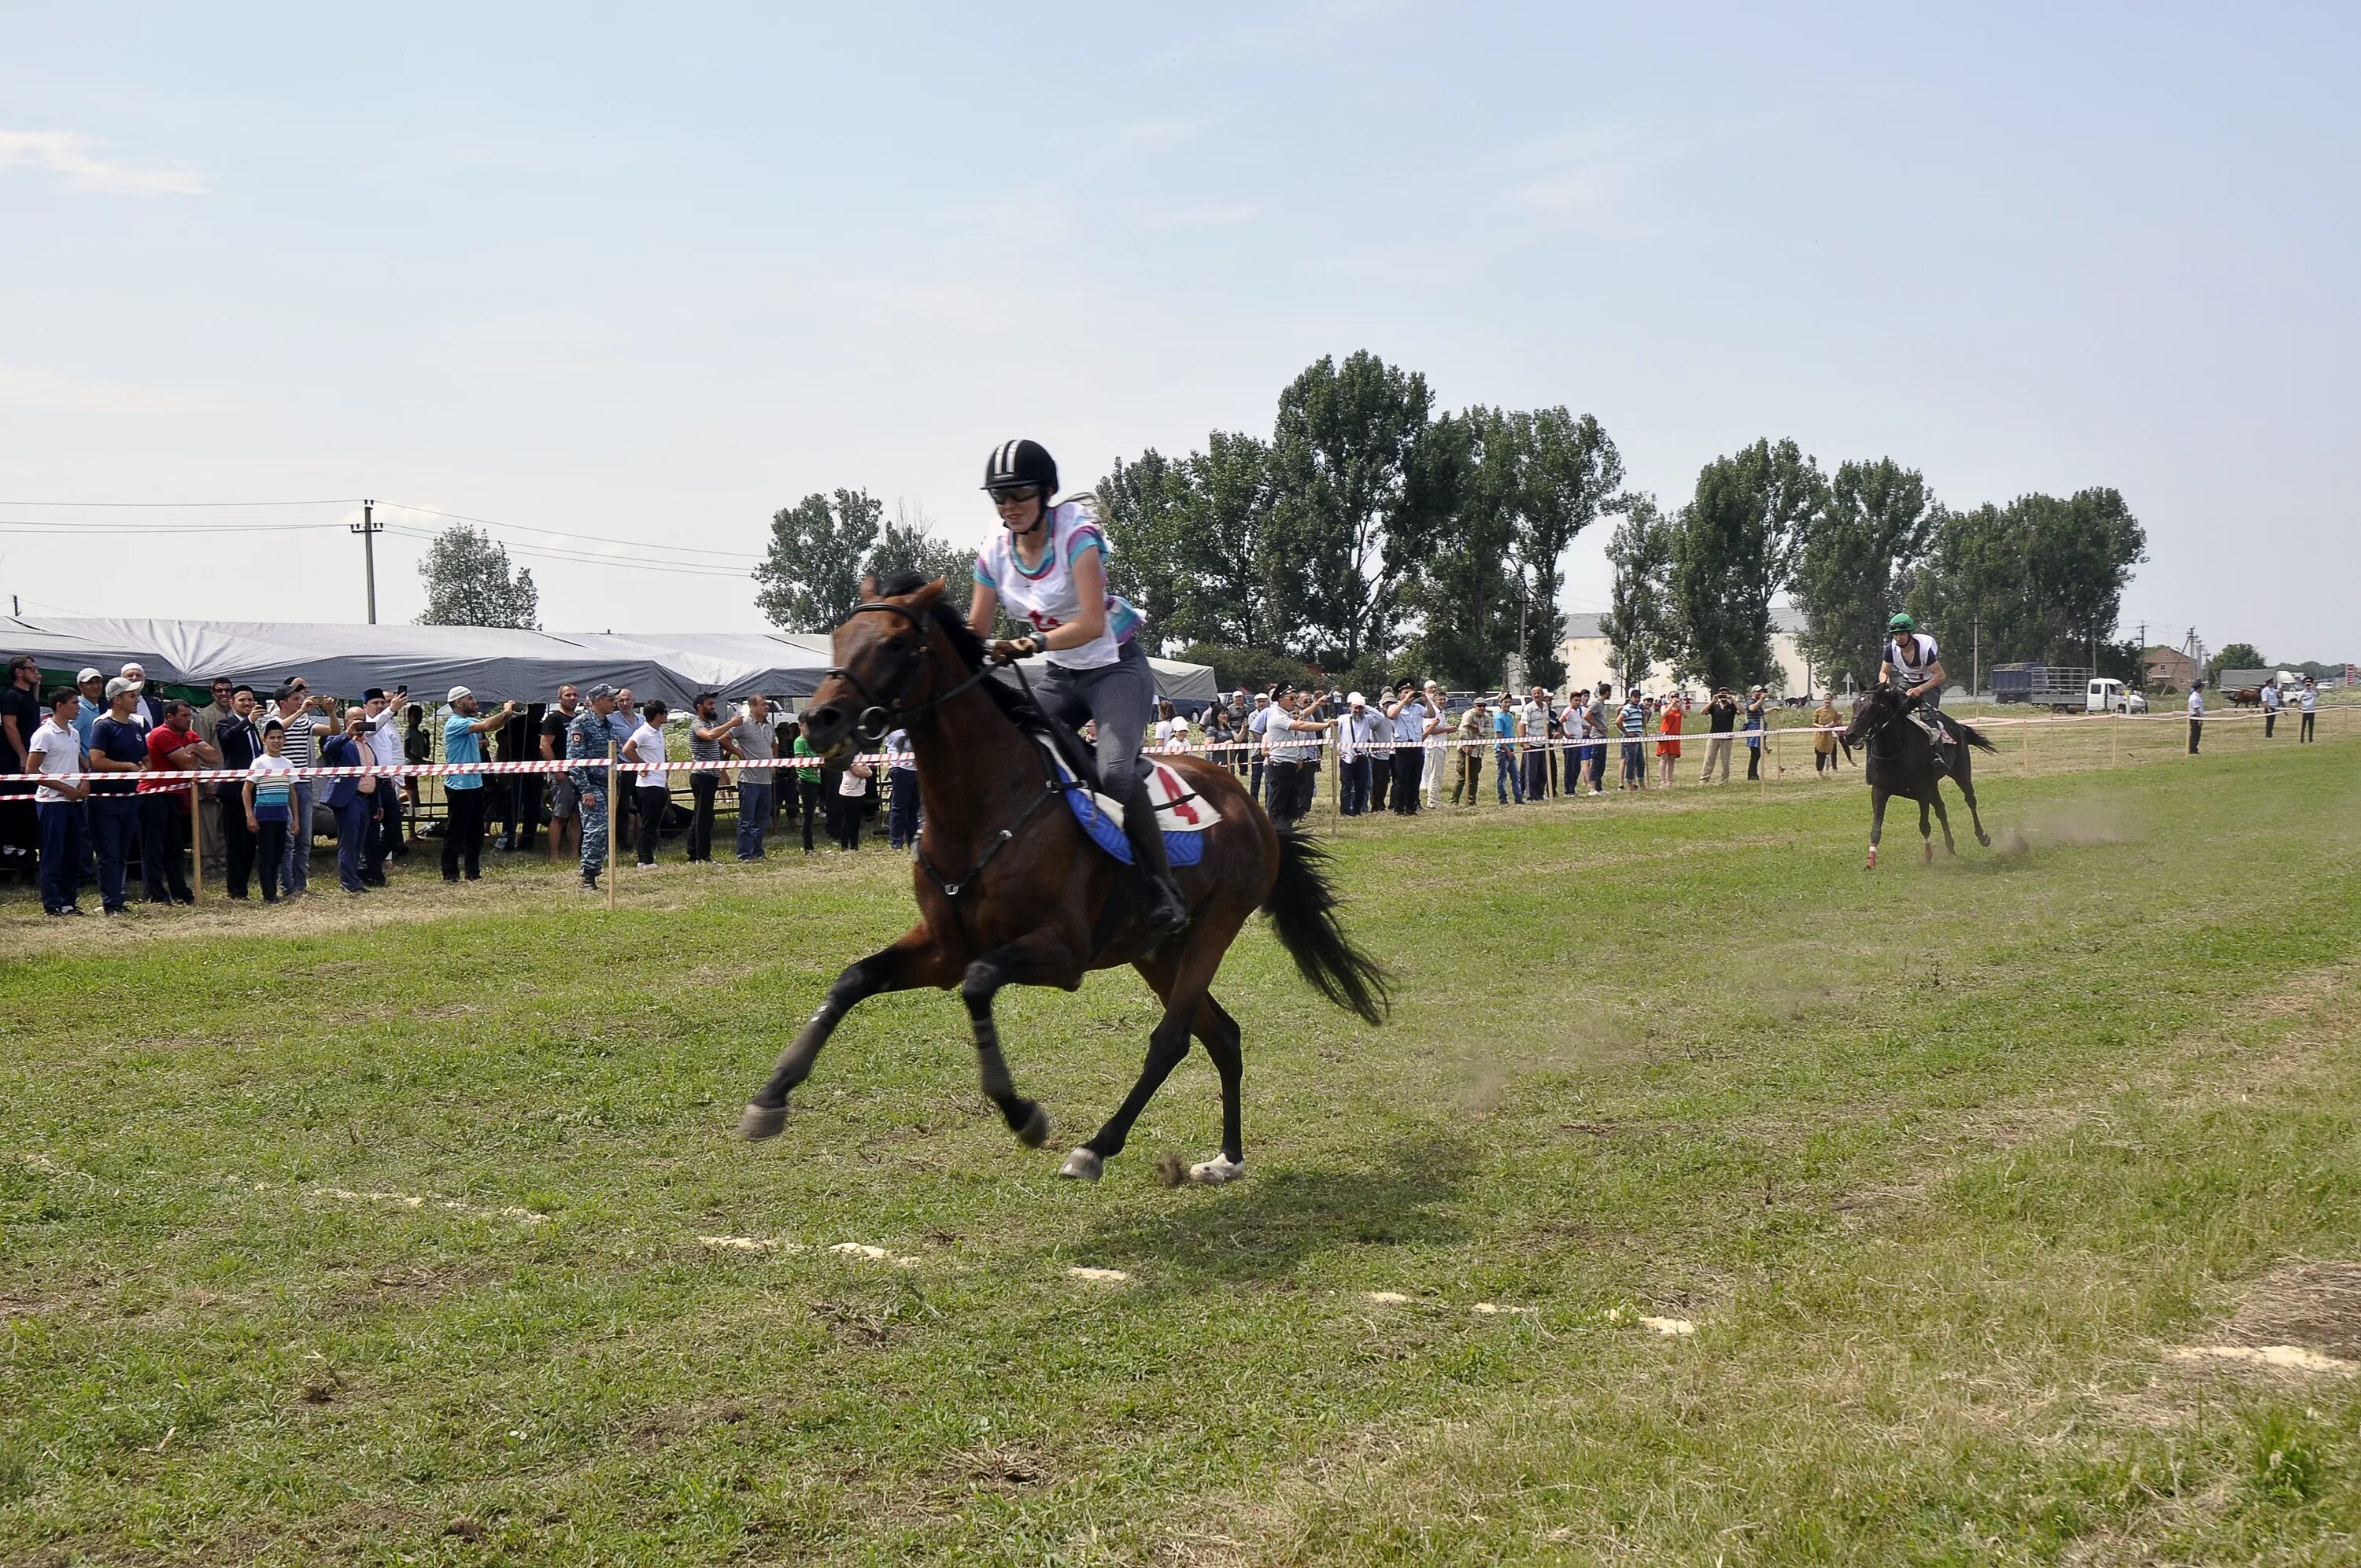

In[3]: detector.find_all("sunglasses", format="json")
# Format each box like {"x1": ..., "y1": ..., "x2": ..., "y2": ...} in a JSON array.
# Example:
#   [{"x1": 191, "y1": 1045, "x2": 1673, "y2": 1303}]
[{"x1": 989, "y1": 485, "x2": 1043, "y2": 505}]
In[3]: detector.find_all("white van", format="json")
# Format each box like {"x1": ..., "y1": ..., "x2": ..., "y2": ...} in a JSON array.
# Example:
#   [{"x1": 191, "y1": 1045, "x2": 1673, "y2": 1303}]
[{"x1": 2086, "y1": 678, "x2": 2145, "y2": 714}]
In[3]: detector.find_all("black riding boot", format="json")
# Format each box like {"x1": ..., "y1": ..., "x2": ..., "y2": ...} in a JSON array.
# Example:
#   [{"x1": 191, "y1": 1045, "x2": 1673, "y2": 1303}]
[{"x1": 1120, "y1": 789, "x2": 1190, "y2": 937}]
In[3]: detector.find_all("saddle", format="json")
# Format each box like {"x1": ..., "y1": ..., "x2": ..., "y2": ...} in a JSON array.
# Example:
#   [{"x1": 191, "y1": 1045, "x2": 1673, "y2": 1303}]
[
  {"x1": 1032, "y1": 737, "x2": 1209, "y2": 868},
  {"x1": 992, "y1": 670, "x2": 1207, "y2": 867}
]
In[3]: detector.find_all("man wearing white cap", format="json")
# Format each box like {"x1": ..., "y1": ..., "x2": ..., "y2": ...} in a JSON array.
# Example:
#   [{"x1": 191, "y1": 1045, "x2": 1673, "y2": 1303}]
[
  {"x1": 1336, "y1": 692, "x2": 1380, "y2": 816},
  {"x1": 118, "y1": 662, "x2": 165, "y2": 729},
  {"x1": 439, "y1": 686, "x2": 517, "y2": 882},
  {"x1": 73, "y1": 668, "x2": 106, "y2": 746}
]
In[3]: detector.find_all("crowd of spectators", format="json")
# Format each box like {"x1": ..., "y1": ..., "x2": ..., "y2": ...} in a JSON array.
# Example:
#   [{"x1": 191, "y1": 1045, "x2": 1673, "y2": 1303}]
[
  {"x1": 32, "y1": 649, "x2": 2263, "y2": 915},
  {"x1": 0, "y1": 662, "x2": 918, "y2": 913},
  {"x1": 1155, "y1": 676, "x2": 1838, "y2": 825}
]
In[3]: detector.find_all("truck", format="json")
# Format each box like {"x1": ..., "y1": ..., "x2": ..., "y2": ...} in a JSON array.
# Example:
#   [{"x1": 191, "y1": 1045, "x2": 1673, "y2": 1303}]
[
  {"x1": 1990, "y1": 663, "x2": 2093, "y2": 710},
  {"x1": 1990, "y1": 664, "x2": 2143, "y2": 713}
]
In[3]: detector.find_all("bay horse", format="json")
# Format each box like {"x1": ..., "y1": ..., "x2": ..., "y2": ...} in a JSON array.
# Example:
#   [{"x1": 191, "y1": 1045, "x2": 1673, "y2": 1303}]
[
  {"x1": 737, "y1": 574, "x2": 1389, "y2": 1183},
  {"x1": 1841, "y1": 687, "x2": 1998, "y2": 869}
]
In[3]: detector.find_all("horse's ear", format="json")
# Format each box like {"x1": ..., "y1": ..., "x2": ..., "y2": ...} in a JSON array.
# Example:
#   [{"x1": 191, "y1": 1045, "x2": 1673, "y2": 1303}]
[
  {"x1": 911, "y1": 577, "x2": 946, "y2": 611},
  {"x1": 858, "y1": 572, "x2": 881, "y2": 602}
]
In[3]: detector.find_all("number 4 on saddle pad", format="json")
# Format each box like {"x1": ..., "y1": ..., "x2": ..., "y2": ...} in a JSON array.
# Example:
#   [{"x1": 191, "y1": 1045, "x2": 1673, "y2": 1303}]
[{"x1": 1036, "y1": 741, "x2": 1209, "y2": 869}]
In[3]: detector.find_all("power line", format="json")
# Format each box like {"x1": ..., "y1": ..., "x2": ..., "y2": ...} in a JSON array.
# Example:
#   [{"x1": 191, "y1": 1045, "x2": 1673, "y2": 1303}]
[
  {"x1": 0, "y1": 498, "x2": 362, "y2": 507},
  {"x1": 0, "y1": 518, "x2": 339, "y2": 534},
  {"x1": 375, "y1": 500, "x2": 759, "y2": 560},
  {"x1": 379, "y1": 525, "x2": 752, "y2": 579}
]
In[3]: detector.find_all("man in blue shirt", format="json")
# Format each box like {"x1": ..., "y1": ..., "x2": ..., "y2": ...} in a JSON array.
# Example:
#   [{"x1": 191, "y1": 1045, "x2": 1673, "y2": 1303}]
[
  {"x1": 1618, "y1": 691, "x2": 1649, "y2": 790},
  {"x1": 1491, "y1": 696, "x2": 1522, "y2": 803},
  {"x1": 1246, "y1": 692, "x2": 1273, "y2": 810},
  {"x1": 320, "y1": 707, "x2": 380, "y2": 895},
  {"x1": 1384, "y1": 682, "x2": 1428, "y2": 816},
  {"x1": 440, "y1": 685, "x2": 516, "y2": 882},
  {"x1": 85, "y1": 677, "x2": 151, "y2": 915}
]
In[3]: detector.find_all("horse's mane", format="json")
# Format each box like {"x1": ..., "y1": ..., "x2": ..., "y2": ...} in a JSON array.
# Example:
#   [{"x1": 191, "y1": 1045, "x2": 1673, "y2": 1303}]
[{"x1": 873, "y1": 570, "x2": 1033, "y2": 728}]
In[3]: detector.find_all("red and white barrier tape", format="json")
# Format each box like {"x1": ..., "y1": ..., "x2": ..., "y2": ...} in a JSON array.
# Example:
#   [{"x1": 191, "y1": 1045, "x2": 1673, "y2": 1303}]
[{"x1": 0, "y1": 705, "x2": 2325, "y2": 786}]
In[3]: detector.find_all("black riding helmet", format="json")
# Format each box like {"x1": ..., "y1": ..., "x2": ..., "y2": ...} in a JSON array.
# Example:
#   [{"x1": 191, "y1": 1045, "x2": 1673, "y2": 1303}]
[{"x1": 983, "y1": 438, "x2": 1058, "y2": 497}]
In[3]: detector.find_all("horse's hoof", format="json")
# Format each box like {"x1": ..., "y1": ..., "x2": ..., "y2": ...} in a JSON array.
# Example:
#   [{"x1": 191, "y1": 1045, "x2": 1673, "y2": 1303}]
[
  {"x1": 1864, "y1": 847, "x2": 1879, "y2": 870},
  {"x1": 738, "y1": 1103, "x2": 788, "y2": 1141},
  {"x1": 1188, "y1": 1154, "x2": 1246, "y2": 1186},
  {"x1": 1923, "y1": 842, "x2": 1934, "y2": 865},
  {"x1": 1015, "y1": 1103, "x2": 1051, "y2": 1149},
  {"x1": 1059, "y1": 1148, "x2": 1103, "y2": 1182},
  {"x1": 1976, "y1": 832, "x2": 1992, "y2": 847}
]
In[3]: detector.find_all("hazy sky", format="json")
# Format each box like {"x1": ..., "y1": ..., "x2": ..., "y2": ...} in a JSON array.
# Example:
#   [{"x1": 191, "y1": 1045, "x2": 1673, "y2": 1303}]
[{"x1": 2, "y1": 3, "x2": 2353, "y2": 659}]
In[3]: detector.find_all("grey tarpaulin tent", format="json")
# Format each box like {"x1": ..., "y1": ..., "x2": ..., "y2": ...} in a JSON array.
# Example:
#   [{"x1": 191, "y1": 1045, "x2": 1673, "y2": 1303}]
[{"x1": 0, "y1": 616, "x2": 1215, "y2": 712}]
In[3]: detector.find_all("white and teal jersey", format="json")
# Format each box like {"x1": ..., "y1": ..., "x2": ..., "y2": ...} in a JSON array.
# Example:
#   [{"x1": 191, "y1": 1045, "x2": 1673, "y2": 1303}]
[{"x1": 973, "y1": 500, "x2": 1143, "y2": 670}]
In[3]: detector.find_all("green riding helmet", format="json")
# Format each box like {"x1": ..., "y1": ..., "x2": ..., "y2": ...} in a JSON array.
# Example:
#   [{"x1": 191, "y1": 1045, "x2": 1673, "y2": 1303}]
[{"x1": 1888, "y1": 612, "x2": 1917, "y2": 633}]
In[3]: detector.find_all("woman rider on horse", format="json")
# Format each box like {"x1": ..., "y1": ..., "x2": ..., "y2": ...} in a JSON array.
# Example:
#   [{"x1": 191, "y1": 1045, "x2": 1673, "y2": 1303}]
[{"x1": 966, "y1": 438, "x2": 1191, "y2": 937}]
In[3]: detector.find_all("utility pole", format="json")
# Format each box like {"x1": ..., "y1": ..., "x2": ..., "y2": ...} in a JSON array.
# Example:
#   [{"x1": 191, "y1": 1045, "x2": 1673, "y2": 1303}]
[{"x1": 352, "y1": 498, "x2": 382, "y2": 623}]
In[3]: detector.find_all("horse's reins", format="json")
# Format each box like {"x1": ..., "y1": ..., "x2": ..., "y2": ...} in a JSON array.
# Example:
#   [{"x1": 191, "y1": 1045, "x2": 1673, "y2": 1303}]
[{"x1": 827, "y1": 600, "x2": 1065, "y2": 900}]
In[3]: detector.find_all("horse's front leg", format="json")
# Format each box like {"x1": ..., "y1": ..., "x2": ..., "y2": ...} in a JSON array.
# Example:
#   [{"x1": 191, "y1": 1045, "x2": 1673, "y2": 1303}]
[
  {"x1": 962, "y1": 935, "x2": 1078, "y2": 1149},
  {"x1": 1867, "y1": 788, "x2": 1889, "y2": 869},
  {"x1": 741, "y1": 926, "x2": 957, "y2": 1139},
  {"x1": 1931, "y1": 790, "x2": 1957, "y2": 856},
  {"x1": 1918, "y1": 796, "x2": 1934, "y2": 863}
]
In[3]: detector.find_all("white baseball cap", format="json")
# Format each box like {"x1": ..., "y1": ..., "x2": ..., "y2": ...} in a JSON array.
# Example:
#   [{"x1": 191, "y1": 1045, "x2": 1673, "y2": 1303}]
[
  {"x1": 76, "y1": 666, "x2": 102, "y2": 684},
  {"x1": 1347, "y1": 692, "x2": 1365, "y2": 707},
  {"x1": 447, "y1": 684, "x2": 473, "y2": 704}
]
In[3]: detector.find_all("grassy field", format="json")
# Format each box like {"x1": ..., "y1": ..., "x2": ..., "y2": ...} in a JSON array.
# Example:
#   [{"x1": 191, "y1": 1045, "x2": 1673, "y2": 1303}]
[{"x1": 5, "y1": 726, "x2": 2360, "y2": 1564}]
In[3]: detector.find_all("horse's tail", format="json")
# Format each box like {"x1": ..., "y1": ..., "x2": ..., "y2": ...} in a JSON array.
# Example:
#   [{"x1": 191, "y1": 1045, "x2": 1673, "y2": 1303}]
[
  {"x1": 1953, "y1": 718, "x2": 1999, "y2": 754},
  {"x1": 1262, "y1": 823, "x2": 1390, "y2": 1025}
]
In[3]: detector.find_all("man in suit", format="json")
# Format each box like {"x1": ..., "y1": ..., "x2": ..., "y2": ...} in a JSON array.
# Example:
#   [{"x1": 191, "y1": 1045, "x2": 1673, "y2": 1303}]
[{"x1": 319, "y1": 707, "x2": 382, "y2": 895}]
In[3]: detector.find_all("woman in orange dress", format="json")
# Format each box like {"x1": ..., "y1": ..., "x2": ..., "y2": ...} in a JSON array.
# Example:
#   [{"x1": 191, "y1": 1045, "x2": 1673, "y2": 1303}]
[{"x1": 1656, "y1": 695, "x2": 1685, "y2": 786}]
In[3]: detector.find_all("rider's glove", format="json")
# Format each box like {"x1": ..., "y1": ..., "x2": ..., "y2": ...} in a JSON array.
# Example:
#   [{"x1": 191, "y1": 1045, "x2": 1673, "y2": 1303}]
[{"x1": 990, "y1": 636, "x2": 1041, "y2": 663}]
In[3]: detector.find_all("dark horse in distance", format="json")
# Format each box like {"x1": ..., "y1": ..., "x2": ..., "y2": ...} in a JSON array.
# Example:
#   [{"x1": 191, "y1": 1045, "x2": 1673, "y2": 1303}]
[
  {"x1": 737, "y1": 574, "x2": 1389, "y2": 1183},
  {"x1": 1841, "y1": 687, "x2": 1998, "y2": 869}
]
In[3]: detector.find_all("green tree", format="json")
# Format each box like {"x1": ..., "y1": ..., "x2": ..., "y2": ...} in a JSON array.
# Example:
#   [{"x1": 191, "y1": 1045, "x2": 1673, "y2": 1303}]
[
  {"x1": 1263, "y1": 352, "x2": 1454, "y2": 666},
  {"x1": 1098, "y1": 434, "x2": 1279, "y2": 651},
  {"x1": 1398, "y1": 409, "x2": 1506, "y2": 689},
  {"x1": 753, "y1": 489, "x2": 884, "y2": 632},
  {"x1": 867, "y1": 501, "x2": 968, "y2": 591},
  {"x1": 1669, "y1": 439, "x2": 1825, "y2": 692},
  {"x1": 416, "y1": 525, "x2": 540, "y2": 629},
  {"x1": 1909, "y1": 489, "x2": 2146, "y2": 673},
  {"x1": 2029, "y1": 488, "x2": 2146, "y2": 665},
  {"x1": 1509, "y1": 407, "x2": 1624, "y2": 690},
  {"x1": 1789, "y1": 459, "x2": 1935, "y2": 694},
  {"x1": 1598, "y1": 494, "x2": 1675, "y2": 691},
  {"x1": 2206, "y1": 641, "x2": 2268, "y2": 683}
]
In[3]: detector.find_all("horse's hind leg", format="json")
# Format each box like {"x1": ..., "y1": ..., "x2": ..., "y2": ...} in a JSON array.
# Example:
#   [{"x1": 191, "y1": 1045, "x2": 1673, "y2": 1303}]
[
  {"x1": 741, "y1": 926, "x2": 955, "y2": 1139},
  {"x1": 1062, "y1": 935, "x2": 1226, "y2": 1182},
  {"x1": 1956, "y1": 757, "x2": 1993, "y2": 847},
  {"x1": 1931, "y1": 790, "x2": 1957, "y2": 856},
  {"x1": 1196, "y1": 995, "x2": 1246, "y2": 1179}
]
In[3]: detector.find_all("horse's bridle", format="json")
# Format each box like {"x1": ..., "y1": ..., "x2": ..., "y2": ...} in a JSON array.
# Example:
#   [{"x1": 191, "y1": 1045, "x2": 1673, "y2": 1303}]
[
  {"x1": 829, "y1": 599, "x2": 1070, "y2": 902},
  {"x1": 826, "y1": 601, "x2": 995, "y2": 740}
]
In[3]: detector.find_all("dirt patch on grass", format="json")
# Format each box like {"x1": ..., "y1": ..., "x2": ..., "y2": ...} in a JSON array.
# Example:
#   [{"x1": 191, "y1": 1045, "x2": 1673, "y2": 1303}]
[
  {"x1": 630, "y1": 1397, "x2": 750, "y2": 1452},
  {"x1": 2222, "y1": 1260, "x2": 2361, "y2": 1361},
  {"x1": 327, "y1": 1261, "x2": 502, "y2": 1314}
]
